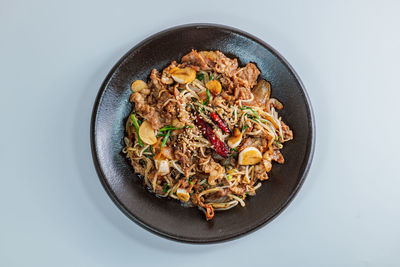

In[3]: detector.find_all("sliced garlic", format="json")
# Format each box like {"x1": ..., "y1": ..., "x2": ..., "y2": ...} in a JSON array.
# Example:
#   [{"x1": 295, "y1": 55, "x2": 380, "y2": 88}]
[
  {"x1": 238, "y1": 147, "x2": 262, "y2": 165},
  {"x1": 176, "y1": 188, "x2": 190, "y2": 202},
  {"x1": 155, "y1": 160, "x2": 170, "y2": 176},
  {"x1": 138, "y1": 120, "x2": 157, "y2": 145},
  {"x1": 227, "y1": 128, "x2": 242, "y2": 148},
  {"x1": 170, "y1": 67, "x2": 196, "y2": 84},
  {"x1": 131, "y1": 80, "x2": 148, "y2": 92}
]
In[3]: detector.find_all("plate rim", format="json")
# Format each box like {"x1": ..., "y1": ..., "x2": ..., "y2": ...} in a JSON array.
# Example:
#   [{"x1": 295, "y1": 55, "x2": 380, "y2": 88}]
[{"x1": 90, "y1": 23, "x2": 316, "y2": 244}]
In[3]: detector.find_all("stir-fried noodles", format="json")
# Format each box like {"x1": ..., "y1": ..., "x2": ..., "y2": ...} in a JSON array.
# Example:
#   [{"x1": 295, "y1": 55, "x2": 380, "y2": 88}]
[{"x1": 123, "y1": 50, "x2": 293, "y2": 220}]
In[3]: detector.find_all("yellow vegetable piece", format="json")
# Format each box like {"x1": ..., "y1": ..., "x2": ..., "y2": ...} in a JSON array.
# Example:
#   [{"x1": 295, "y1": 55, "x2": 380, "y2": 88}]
[
  {"x1": 206, "y1": 80, "x2": 222, "y2": 95},
  {"x1": 242, "y1": 174, "x2": 250, "y2": 184},
  {"x1": 238, "y1": 147, "x2": 262, "y2": 165},
  {"x1": 227, "y1": 128, "x2": 242, "y2": 148},
  {"x1": 176, "y1": 188, "x2": 190, "y2": 202},
  {"x1": 131, "y1": 80, "x2": 148, "y2": 92},
  {"x1": 170, "y1": 67, "x2": 196, "y2": 84},
  {"x1": 138, "y1": 120, "x2": 157, "y2": 145}
]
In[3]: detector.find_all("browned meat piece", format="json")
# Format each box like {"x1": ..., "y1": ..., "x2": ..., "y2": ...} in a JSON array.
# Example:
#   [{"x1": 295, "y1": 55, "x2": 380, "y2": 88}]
[
  {"x1": 164, "y1": 101, "x2": 177, "y2": 119},
  {"x1": 238, "y1": 86, "x2": 253, "y2": 101},
  {"x1": 233, "y1": 63, "x2": 260, "y2": 89},
  {"x1": 254, "y1": 162, "x2": 270, "y2": 181},
  {"x1": 263, "y1": 158, "x2": 272, "y2": 172},
  {"x1": 154, "y1": 184, "x2": 164, "y2": 195},
  {"x1": 212, "y1": 96, "x2": 226, "y2": 107},
  {"x1": 130, "y1": 92, "x2": 163, "y2": 129},
  {"x1": 150, "y1": 69, "x2": 166, "y2": 92},
  {"x1": 131, "y1": 159, "x2": 145, "y2": 176},
  {"x1": 174, "y1": 150, "x2": 190, "y2": 168},
  {"x1": 201, "y1": 159, "x2": 225, "y2": 185},
  {"x1": 181, "y1": 50, "x2": 212, "y2": 70},
  {"x1": 281, "y1": 121, "x2": 293, "y2": 141},
  {"x1": 221, "y1": 91, "x2": 234, "y2": 102},
  {"x1": 198, "y1": 51, "x2": 219, "y2": 69},
  {"x1": 271, "y1": 147, "x2": 284, "y2": 164},
  {"x1": 214, "y1": 188, "x2": 230, "y2": 197},
  {"x1": 181, "y1": 50, "x2": 238, "y2": 77},
  {"x1": 220, "y1": 76, "x2": 234, "y2": 91},
  {"x1": 155, "y1": 90, "x2": 174, "y2": 110},
  {"x1": 229, "y1": 185, "x2": 247, "y2": 195},
  {"x1": 259, "y1": 137, "x2": 269, "y2": 154},
  {"x1": 213, "y1": 51, "x2": 238, "y2": 77},
  {"x1": 161, "y1": 61, "x2": 177, "y2": 85}
]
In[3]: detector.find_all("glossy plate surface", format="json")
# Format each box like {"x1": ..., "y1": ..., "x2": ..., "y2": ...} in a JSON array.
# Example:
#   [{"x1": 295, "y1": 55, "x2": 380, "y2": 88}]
[{"x1": 91, "y1": 24, "x2": 315, "y2": 243}]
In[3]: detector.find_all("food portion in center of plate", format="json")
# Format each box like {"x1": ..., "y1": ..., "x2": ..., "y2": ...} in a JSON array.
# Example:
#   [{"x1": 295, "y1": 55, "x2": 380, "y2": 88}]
[{"x1": 122, "y1": 50, "x2": 293, "y2": 220}]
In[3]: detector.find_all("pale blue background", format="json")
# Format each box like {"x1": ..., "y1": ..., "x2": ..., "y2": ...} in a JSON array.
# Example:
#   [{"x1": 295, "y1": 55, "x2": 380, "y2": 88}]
[{"x1": 1, "y1": 0, "x2": 399, "y2": 266}]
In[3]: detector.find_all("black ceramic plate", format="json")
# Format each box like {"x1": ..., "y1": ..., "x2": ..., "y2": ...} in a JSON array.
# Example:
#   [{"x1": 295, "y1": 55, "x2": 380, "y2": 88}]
[{"x1": 91, "y1": 24, "x2": 315, "y2": 243}]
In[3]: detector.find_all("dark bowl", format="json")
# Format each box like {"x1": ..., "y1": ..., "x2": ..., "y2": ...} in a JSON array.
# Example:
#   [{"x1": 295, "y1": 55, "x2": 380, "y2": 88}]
[{"x1": 91, "y1": 23, "x2": 315, "y2": 243}]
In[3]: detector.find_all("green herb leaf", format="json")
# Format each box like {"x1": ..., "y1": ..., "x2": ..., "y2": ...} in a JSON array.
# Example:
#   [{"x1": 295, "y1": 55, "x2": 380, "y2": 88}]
[
  {"x1": 209, "y1": 74, "x2": 214, "y2": 80},
  {"x1": 230, "y1": 148, "x2": 238, "y2": 152},
  {"x1": 162, "y1": 184, "x2": 169, "y2": 193},
  {"x1": 159, "y1": 125, "x2": 193, "y2": 132},
  {"x1": 161, "y1": 130, "x2": 171, "y2": 147},
  {"x1": 245, "y1": 191, "x2": 249, "y2": 196},
  {"x1": 203, "y1": 88, "x2": 210, "y2": 105},
  {"x1": 229, "y1": 152, "x2": 238, "y2": 159},
  {"x1": 144, "y1": 146, "x2": 154, "y2": 157},
  {"x1": 156, "y1": 133, "x2": 167, "y2": 137},
  {"x1": 240, "y1": 106, "x2": 261, "y2": 120},
  {"x1": 196, "y1": 72, "x2": 204, "y2": 81},
  {"x1": 130, "y1": 114, "x2": 144, "y2": 147},
  {"x1": 241, "y1": 125, "x2": 248, "y2": 132}
]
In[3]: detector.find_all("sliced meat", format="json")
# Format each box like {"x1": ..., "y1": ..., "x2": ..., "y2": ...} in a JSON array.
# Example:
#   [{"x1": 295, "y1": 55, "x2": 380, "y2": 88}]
[
  {"x1": 181, "y1": 50, "x2": 212, "y2": 70},
  {"x1": 130, "y1": 92, "x2": 163, "y2": 129},
  {"x1": 131, "y1": 159, "x2": 145, "y2": 176},
  {"x1": 229, "y1": 185, "x2": 247, "y2": 195},
  {"x1": 233, "y1": 63, "x2": 260, "y2": 89},
  {"x1": 281, "y1": 121, "x2": 293, "y2": 141},
  {"x1": 150, "y1": 69, "x2": 166, "y2": 93},
  {"x1": 154, "y1": 184, "x2": 165, "y2": 195},
  {"x1": 214, "y1": 51, "x2": 238, "y2": 77},
  {"x1": 212, "y1": 95, "x2": 226, "y2": 107},
  {"x1": 181, "y1": 50, "x2": 238, "y2": 77},
  {"x1": 201, "y1": 159, "x2": 225, "y2": 185},
  {"x1": 271, "y1": 147, "x2": 284, "y2": 164},
  {"x1": 175, "y1": 150, "x2": 189, "y2": 167},
  {"x1": 220, "y1": 76, "x2": 234, "y2": 91},
  {"x1": 254, "y1": 161, "x2": 269, "y2": 181},
  {"x1": 161, "y1": 61, "x2": 177, "y2": 85}
]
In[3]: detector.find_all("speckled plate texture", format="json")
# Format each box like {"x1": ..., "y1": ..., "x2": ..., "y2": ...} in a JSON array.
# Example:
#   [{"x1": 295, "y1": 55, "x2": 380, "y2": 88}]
[{"x1": 91, "y1": 24, "x2": 315, "y2": 243}]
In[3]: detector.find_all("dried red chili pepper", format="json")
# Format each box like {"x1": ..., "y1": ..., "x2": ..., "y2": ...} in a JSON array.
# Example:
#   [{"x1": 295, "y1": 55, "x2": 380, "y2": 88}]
[
  {"x1": 209, "y1": 112, "x2": 231, "y2": 133},
  {"x1": 205, "y1": 204, "x2": 214, "y2": 220},
  {"x1": 196, "y1": 115, "x2": 230, "y2": 158}
]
